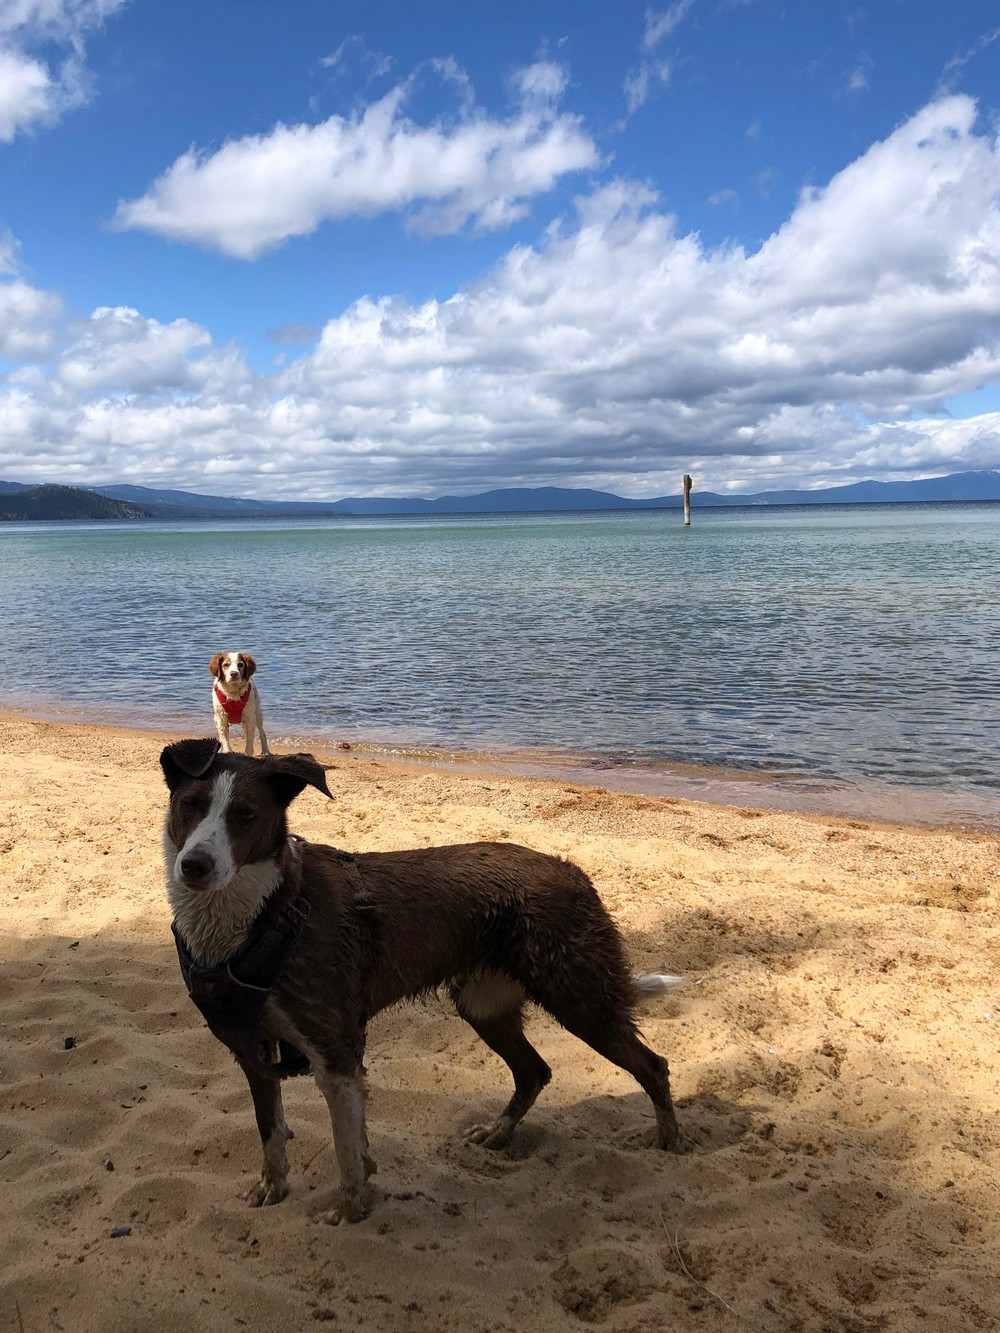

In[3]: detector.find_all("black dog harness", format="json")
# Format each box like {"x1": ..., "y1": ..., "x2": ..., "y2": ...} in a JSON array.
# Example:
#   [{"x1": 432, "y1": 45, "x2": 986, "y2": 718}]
[
  {"x1": 172, "y1": 845, "x2": 375, "y2": 1081},
  {"x1": 172, "y1": 892, "x2": 313, "y2": 1080}
]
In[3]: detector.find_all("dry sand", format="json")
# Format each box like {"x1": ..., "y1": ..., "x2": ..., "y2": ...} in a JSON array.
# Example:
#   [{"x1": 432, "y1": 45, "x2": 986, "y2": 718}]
[{"x1": 1, "y1": 709, "x2": 998, "y2": 1333}]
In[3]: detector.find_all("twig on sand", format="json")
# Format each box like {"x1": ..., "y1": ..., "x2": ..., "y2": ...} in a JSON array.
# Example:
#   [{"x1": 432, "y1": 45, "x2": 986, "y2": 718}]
[
  {"x1": 15, "y1": 1299, "x2": 26, "y2": 1333},
  {"x1": 302, "y1": 1142, "x2": 330, "y2": 1173},
  {"x1": 658, "y1": 1208, "x2": 739, "y2": 1318}
]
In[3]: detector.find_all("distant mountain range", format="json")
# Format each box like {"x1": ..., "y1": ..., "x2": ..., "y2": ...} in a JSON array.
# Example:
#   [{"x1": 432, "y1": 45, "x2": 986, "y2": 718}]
[{"x1": 2, "y1": 470, "x2": 1000, "y2": 520}]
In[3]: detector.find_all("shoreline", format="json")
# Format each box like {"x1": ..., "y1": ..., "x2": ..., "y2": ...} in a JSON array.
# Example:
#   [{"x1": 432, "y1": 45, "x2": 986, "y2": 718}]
[{"x1": 2, "y1": 696, "x2": 997, "y2": 833}]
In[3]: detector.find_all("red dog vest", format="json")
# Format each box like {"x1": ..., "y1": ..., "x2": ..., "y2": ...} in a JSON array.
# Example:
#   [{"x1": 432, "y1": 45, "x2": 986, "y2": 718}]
[{"x1": 215, "y1": 683, "x2": 252, "y2": 724}]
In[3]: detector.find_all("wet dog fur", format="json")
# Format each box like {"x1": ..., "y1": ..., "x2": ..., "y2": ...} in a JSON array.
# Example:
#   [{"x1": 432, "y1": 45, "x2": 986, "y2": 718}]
[{"x1": 161, "y1": 738, "x2": 682, "y2": 1224}]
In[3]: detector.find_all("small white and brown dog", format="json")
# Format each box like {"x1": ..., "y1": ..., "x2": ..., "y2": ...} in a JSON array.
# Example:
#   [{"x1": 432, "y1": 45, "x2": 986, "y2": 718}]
[{"x1": 209, "y1": 652, "x2": 270, "y2": 756}]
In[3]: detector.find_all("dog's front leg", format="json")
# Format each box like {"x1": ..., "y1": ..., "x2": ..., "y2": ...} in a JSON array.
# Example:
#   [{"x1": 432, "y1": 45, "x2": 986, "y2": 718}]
[
  {"x1": 216, "y1": 719, "x2": 232, "y2": 754},
  {"x1": 257, "y1": 714, "x2": 270, "y2": 757},
  {"x1": 238, "y1": 1059, "x2": 291, "y2": 1206},
  {"x1": 314, "y1": 1068, "x2": 373, "y2": 1225}
]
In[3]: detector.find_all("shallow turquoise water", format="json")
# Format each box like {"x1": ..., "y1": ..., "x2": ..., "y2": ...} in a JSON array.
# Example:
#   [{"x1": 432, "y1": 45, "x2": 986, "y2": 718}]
[{"x1": 1, "y1": 504, "x2": 998, "y2": 822}]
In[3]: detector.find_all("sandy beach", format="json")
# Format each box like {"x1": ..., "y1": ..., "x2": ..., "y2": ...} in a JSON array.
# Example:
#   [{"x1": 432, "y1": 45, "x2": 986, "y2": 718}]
[{"x1": 1, "y1": 708, "x2": 998, "y2": 1333}]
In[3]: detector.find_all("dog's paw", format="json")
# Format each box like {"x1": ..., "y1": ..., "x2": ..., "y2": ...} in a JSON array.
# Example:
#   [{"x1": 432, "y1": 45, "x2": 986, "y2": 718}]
[
  {"x1": 318, "y1": 1188, "x2": 372, "y2": 1226},
  {"x1": 622, "y1": 1123, "x2": 686, "y2": 1153},
  {"x1": 655, "y1": 1118, "x2": 684, "y2": 1153},
  {"x1": 463, "y1": 1121, "x2": 513, "y2": 1150},
  {"x1": 245, "y1": 1176, "x2": 289, "y2": 1207}
]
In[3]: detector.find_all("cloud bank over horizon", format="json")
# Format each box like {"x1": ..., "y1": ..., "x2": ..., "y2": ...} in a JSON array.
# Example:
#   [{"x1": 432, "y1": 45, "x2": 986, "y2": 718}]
[{"x1": 3, "y1": 90, "x2": 1000, "y2": 500}]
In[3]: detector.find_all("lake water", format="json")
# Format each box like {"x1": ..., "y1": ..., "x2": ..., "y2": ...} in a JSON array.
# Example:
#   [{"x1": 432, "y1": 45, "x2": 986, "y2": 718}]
[{"x1": 1, "y1": 503, "x2": 998, "y2": 828}]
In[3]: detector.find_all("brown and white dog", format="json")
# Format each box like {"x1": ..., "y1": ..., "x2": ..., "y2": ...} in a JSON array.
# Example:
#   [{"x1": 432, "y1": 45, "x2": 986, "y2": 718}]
[
  {"x1": 161, "y1": 739, "x2": 683, "y2": 1225},
  {"x1": 209, "y1": 652, "x2": 269, "y2": 756}
]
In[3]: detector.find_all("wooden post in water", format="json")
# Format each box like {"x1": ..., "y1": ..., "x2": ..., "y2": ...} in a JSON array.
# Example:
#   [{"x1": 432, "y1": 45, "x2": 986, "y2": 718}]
[{"x1": 682, "y1": 473, "x2": 693, "y2": 526}]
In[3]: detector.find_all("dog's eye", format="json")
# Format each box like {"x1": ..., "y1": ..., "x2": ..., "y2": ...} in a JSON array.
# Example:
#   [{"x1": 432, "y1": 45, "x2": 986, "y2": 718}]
[
  {"x1": 180, "y1": 794, "x2": 207, "y2": 814},
  {"x1": 231, "y1": 807, "x2": 257, "y2": 826}
]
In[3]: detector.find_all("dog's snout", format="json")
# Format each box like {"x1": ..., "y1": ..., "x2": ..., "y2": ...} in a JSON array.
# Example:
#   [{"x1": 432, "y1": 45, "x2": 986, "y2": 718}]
[{"x1": 180, "y1": 849, "x2": 216, "y2": 886}]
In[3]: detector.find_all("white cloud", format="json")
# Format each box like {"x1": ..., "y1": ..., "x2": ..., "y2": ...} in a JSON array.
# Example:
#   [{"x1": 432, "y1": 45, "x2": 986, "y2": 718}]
[
  {"x1": 56, "y1": 306, "x2": 216, "y2": 394},
  {"x1": 320, "y1": 33, "x2": 393, "y2": 85},
  {"x1": 0, "y1": 0, "x2": 128, "y2": 141},
  {"x1": 939, "y1": 23, "x2": 1000, "y2": 91},
  {"x1": 643, "y1": 0, "x2": 697, "y2": 52},
  {"x1": 0, "y1": 45, "x2": 90, "y2": 141},
  {"x1": 0, "y1": 1, "x2": 127, "y2": 39},
  {"x1": 4, "y1": 95, "x2": 1000, "y2": 498},
  {"x1": 623, "y1": 59, "x2": 670, "y2": 116},
  {"x1": 622, "y1": 0, "x2": 694, "y2": 121},
  {"x1": 0, "y1": 281, "x2": 62, "y2": 358},
  {"x1": 846, "y1": 53, "x2": 873, "y2": 94},
  {"x1": 0, "y1": 232, "x2": 62, "y2": 357},
  {"x1": 112, "y1": 61, "x2": 600, "y2": 258},
  {"x1": 0, "y1": 48, "x2": 53, "y2": 140}
]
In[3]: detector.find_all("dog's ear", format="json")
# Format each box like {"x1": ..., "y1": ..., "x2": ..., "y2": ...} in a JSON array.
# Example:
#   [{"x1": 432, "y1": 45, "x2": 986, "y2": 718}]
[
  {"x1": 160, "y1": 738, "x2": 222, "y2": 791},
  {"x1": 243, "y1": 654, "x2": 257, "y2": 677},
  {"x1": 264, "y1": 753, "x2": 333, "y2": 807},
  {"x1": 208, "y1": 654, "x2": 224, "y2": 678}
]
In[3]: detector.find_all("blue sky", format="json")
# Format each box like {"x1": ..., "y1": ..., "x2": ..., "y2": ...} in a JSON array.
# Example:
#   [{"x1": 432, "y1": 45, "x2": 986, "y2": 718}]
[{"x1": 2, "y1": 0, "x2": 1000, "y2": 500}]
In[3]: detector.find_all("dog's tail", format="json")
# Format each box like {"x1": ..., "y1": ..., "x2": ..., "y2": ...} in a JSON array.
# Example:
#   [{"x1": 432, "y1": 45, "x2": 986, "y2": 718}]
[{"x1": 632, "y1": 973, "x2": 683, "y2": 1000}]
